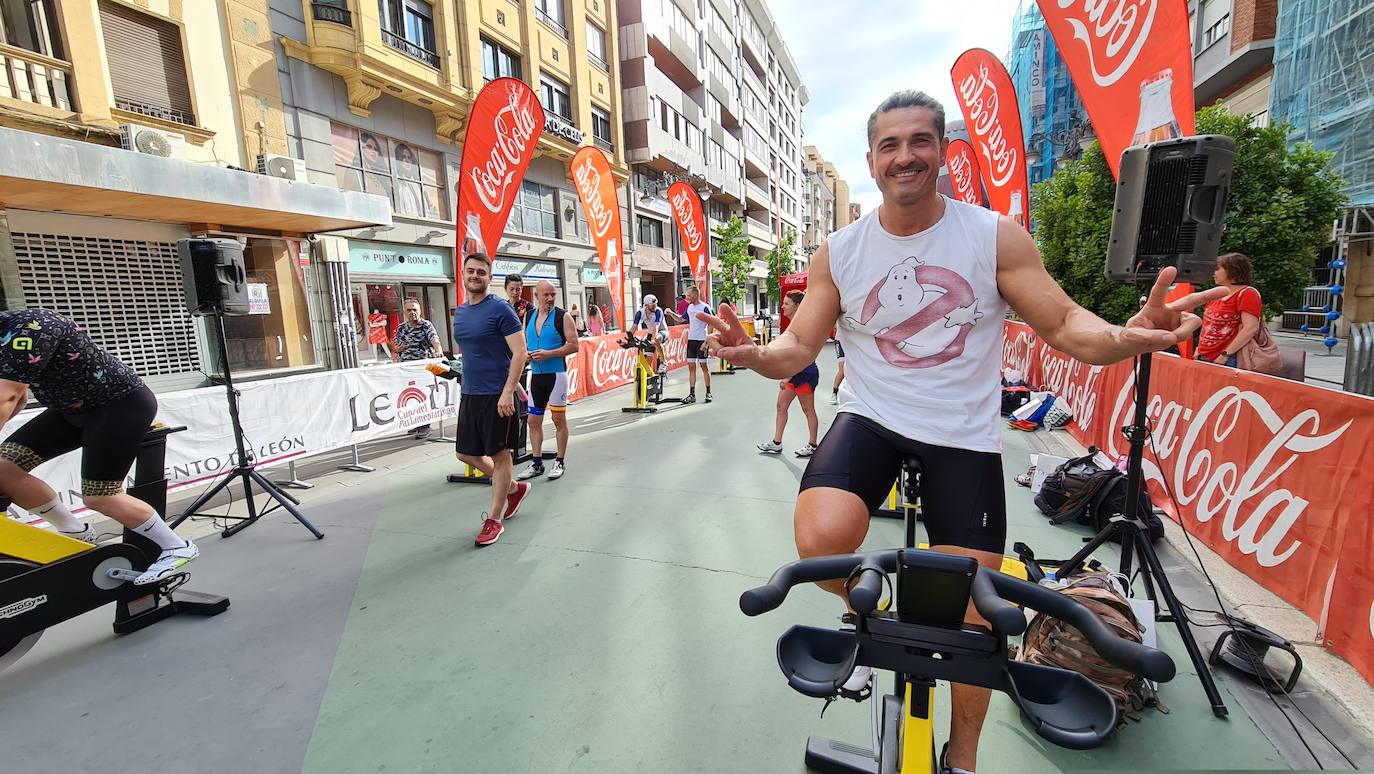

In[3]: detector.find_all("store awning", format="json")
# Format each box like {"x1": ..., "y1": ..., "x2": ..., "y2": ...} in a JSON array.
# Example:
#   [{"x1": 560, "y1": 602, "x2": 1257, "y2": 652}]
[{"x1": 0, "y1": 127, "x2": 391, "y2": 234}]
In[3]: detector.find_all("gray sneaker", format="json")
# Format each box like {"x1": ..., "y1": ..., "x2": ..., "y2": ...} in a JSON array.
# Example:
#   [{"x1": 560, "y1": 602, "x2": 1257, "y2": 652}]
[
  {"x1": 756, "y1": 440, "x2": 783, "y2": 454},
  {"x1": 795, "y1": 443, "x2": 818, "y2": 458},
  {"x1": 134, "y1": 540, "x2": 199, "y2": 585},
  {"x1": 516, "y1": 464, "x2": 544, "y2": 481}
]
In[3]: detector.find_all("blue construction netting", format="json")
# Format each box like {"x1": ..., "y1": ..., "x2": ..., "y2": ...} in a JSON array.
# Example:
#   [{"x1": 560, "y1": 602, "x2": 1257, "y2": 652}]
[
  {"x1": 1005, "y1": 0, "x2": 1091, "y2": 189},
  {"x1": 1270, "y1": 0, "x2": 1374, "y2": 207}
]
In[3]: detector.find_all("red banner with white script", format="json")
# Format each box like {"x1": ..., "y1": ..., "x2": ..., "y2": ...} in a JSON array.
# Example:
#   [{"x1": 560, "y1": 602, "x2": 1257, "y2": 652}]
[
  {"x1": 668, "y1": 182, "x2": 710, "y2": 301},
  {"x1": 454, "y1": 77, "x2": 544, "y2": 302},
  {"x1": 571, "y1": 146, "x2": 627, "y2": 332},
  {"x1": 945, "y1": 139, "x2": 986, "y2": 207},
  {"x1": 951, "y1": 50, "x2": 1030, "y2": 228},
  {"x1": 569, "y1": 327, "x2": 690, "y2": 399},
  {"x1": 1035, "y1": 0, "x2": 1195, "y2": 178},
  {"x1": 780, "y1": 272, "x2": 808, "y2": 334},
  {"x1": 1001, "y1": 321, "x2": 1374, "y2": 685}
]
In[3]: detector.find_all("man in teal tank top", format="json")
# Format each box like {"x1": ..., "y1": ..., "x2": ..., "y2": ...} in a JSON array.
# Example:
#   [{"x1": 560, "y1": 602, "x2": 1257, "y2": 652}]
[{"x1": 517, "y1": 281, "x2": 580, "y2": 481}]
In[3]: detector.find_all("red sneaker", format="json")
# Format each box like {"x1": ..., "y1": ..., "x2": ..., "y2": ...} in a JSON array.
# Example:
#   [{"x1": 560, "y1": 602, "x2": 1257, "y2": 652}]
[
  {"x1": 503, "y1": 481, "x2": 531, "y2": 519},
  {"x1": 475, "y1": 517, "x2": 504, "y2": 547}
]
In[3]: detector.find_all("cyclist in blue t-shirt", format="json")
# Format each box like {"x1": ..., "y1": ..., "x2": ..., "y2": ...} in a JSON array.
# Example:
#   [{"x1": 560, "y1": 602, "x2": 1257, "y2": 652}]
[{"x1": 453, "y1": 253, "x2": 530, "y2": 547}]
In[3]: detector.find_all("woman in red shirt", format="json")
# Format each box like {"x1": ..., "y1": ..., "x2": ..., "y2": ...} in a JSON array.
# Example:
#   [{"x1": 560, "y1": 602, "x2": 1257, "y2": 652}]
[{"x1": 1196, "y1": 252, "x2": 1263, "y2": 367}]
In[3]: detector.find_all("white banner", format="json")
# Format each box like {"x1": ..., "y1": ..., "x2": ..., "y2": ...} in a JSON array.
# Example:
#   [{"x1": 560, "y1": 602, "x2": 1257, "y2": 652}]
[{"x1": 2, "y1": 360, "x2": 456, "y2": 519}]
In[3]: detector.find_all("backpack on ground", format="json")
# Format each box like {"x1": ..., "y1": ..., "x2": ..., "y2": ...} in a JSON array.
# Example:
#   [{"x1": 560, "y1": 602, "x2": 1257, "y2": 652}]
[
  {"x1": 1034, "y1": 449, "x2": 1164, "y2": 543},
  {"x1": 1033, "y1": 447, "x2": 1104, "y2": 516},
  {"x1": 1018, "y1": 571, "x2": 1163, "y2": 723}
]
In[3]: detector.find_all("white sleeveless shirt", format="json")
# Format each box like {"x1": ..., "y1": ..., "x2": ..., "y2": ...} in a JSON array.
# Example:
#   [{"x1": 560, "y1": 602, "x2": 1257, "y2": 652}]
[{"x1": 829, "y1": 197, "x2": 1007, "y2": 453}]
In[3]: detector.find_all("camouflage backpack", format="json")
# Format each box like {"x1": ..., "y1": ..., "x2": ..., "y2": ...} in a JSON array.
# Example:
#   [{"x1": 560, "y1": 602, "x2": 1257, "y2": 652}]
[{"x1": 1018, "y1": 572, "x2": 1164, "y2": 723}]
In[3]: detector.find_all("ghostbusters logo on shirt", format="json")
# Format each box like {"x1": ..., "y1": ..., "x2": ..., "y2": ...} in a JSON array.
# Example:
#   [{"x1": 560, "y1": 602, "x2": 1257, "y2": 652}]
[{"x1": 843, "y1": 256, "x2": 984, "y2": 368}]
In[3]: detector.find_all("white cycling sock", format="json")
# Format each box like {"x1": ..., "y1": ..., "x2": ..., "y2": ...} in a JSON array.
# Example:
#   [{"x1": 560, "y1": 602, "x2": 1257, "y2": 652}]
[
  {"x1": 33, "y1": 498, "x2": 82, "y2": 532},
  {"x1": 133, "y1": 514, "x2": 186, "y2": 551}
]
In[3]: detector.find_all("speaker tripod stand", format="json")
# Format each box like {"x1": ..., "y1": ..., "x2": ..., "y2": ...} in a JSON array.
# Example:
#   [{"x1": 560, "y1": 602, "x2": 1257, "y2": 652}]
[
  {"x1": 169, "y1": 313, "x2": 324, "y2": 540},
  {"x1": 1058, "y1": 349, "x2": 1226, "y2": 717}
]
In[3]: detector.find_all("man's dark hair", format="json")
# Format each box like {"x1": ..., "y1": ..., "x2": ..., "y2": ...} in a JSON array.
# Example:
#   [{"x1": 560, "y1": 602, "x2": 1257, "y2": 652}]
[
  {"x1": 504, "y1": 273, "x2": 523, "y2": 287},
  {"x1": 463, "y1": 252, "x2": 492, "y2": 269},
  {"x1": 867, "y1": 91, "x2": 946, "y2": 147},
  {"x1": 1217, "y1": 252, "x2": 1254, "y2": 286},
  {"x1": 785, "y1": 290, "x2": 805, "y2": 305}
]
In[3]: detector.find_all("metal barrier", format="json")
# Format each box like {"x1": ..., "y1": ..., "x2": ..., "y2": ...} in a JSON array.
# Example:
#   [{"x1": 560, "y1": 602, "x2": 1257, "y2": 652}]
[{"x1": 1344, "y1": 322, "x2": 1374, "y2": 396}]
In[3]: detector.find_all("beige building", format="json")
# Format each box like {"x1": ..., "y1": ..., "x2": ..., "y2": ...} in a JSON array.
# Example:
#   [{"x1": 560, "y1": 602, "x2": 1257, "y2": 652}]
[
  {"x1": 618, "y1": 0, "x2": 808, "y2": 312},
  {"x1": 0, "y1": 0, "x2": 388, "y2": 389},
  {"x1": 278, "y1": 0, "x2": 633, "y2": 358},
  {"x1": 800, "y1": 145, "x2": 852, "y2": 265}
]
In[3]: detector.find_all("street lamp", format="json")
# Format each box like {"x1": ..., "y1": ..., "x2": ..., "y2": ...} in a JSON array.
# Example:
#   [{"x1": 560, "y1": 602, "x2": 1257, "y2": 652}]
[{"x1": 1026, "y1": 116, "x2": 1095, "y2": 169}]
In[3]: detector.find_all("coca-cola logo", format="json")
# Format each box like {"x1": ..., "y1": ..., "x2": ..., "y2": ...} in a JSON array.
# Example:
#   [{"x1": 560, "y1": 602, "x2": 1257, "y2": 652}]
[
  {"x1": 955, "y1": 63, "x2": 1019, "y2": 189},
  {"x1": 1107, "y1": 377, "x2": 1352, "y2": 568},
  {"x1": 670, "y1": 189, "x2": 705, "y2": 255},
  {"x1": 469, "y1": 84, "x2": 539, "y2": 214},
  {"x1": 1054, "y1": 0, "x2": 1156, "y2": 87},
  {"x1": 573, "y1": 157, "x2": 614, "y2": 239},
  {"x1": 948, "y1": 148, "x2": 979, "y2": 204},
  {"x1": 584, "y1": 331, "x2": 689, "y2": 389}
]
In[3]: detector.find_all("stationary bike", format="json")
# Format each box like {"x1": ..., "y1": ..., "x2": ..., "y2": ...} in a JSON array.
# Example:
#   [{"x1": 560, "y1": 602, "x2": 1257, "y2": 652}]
[
  {"x1": 620, "y1": 331, "x2": 686, "y2": 414},
  {"x1": 0, "y1": 425, "x2": 229, "y2": 671}
]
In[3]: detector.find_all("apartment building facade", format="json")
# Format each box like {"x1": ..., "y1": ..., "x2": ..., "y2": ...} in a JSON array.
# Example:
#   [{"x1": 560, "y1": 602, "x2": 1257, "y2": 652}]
[
  {"x1": 618, "y1": 0, "x2": 806, "y2": 313},
  {"x1": 801, "y1": 145, "x2": 852, "y2": 264},
  {"x1": 276, "y1": 0, "x2": 633, "y2": 362},
  {"x1": 0, "y1": 0, "x2": 389, "y2": 390}
]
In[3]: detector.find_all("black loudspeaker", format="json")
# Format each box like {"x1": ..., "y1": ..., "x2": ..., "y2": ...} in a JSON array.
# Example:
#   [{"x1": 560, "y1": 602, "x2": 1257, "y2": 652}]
[
  {"x1": 177, "y1": 237, "x2": 249, "y2": 316},
  {"x1": 1105, "y1": 135, "x2": 1236, "y2": 284}
]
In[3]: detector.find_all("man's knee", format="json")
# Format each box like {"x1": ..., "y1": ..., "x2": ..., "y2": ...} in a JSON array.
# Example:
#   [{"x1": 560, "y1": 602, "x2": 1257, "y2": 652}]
[
  {"x1": 794, "y1": 488, "x2": 869, "y2": 558},
  {"x1": 550, "y1": 411, "x2": 568, "y2": 429}
]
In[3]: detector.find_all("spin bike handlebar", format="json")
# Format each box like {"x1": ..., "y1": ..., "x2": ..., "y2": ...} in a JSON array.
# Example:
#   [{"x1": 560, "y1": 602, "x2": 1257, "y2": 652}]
[
  {"x1": 619, "y1": 332, "x2": 657, "y2": 353},
  {"x1": 740, "y1": 549, "x2": 1175, "y2": 683}
]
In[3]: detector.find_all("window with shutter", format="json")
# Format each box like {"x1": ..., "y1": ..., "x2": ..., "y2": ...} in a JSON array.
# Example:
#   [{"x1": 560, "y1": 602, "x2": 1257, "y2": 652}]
[{"x1": 98, "y1": 0, "x2": 195, "y2": 126}]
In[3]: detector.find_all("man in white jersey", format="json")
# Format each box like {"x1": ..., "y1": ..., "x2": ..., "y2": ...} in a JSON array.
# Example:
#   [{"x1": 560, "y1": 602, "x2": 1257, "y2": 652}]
[
  {"x1": 681, "y1": 284, "x2": 712, "y2": 404},
  {"x1": 633, "y1": 294, "x2": 670, "y2": 373},
  {"x1": 702, "y1": 91, "x2": 1223, "y2": 774}
]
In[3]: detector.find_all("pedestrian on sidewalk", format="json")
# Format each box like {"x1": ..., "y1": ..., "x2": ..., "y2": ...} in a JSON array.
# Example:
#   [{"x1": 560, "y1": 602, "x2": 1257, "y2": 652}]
[
  {"x1": 756, "y1": 290, "x2": 820, "y2": 457},
  {"x1": 393, "y1": 297, "x2": 442, "y2": 439},
  {"x1": 683, "y1": 285, "x2": 712, "y2": 404},
  {"x1": 586, "y1": 304, "x2": 605, "y2": 337},
  {"x1": 453, "y1": 253, "x2": 531, "y2": 547},
  {"x1": 517, "y1": 281, "x2": 580, "y2": 482},
  {"x1": 1194, "y1": 252, "x2": 1280, "y2": 375}
]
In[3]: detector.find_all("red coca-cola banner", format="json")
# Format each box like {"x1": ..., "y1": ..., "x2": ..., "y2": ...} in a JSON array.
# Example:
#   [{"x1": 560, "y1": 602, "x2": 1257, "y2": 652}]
[
  {"x1": 951, "y1": 49, "x2": 1030, "y2": 228},
  {"x1": 570, "y1": 146, "x2": 627, "y2": 332},
  {"x1": 568, "y1": 327, "x2": 690, "y2": 399},
  {"x1": 454, "y1": 77, "x2": 544, "y2": 302},
  {"x1": 1002, "y1": 321, "x2": 1374, "y2": 686},
  {"x1": 668, "y1": 182, "x2": 710, "y2": 301},
  {"x1": 1035, "y1": 0, "x2": 1195, "y2": 178},
  {"x1": 945, "y1": 139, "x2": 985, "y2": 206}
]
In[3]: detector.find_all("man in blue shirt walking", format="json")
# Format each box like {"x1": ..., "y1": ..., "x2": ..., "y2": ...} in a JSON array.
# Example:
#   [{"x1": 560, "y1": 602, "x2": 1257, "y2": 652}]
[
  {"x1": 516, "y1": 280, "x2": 580, "y2": 482},
  {"x1": 453, "y1": 252, "x2": 530, "y2": 547}
]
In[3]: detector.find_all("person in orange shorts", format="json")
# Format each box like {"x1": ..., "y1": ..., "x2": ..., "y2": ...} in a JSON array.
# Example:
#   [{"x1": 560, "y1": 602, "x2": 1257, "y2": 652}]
[{"x1": 756, "y1": 291, "x2": 820, "y2": 458}]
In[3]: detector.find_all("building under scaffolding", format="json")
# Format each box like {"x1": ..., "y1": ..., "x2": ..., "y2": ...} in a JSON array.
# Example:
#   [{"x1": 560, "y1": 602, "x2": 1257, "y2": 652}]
[
  {"x1": 1270, "y1": 0, "x2": 1373, "y2": 331},
  {"x1": 1005, "y1": 2, "x2": 1093, "y2": 190}
]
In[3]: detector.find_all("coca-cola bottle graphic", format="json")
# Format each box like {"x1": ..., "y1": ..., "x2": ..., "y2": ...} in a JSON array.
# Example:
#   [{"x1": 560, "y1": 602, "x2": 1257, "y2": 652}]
[
  {"x1": 1130, "y1": 69, "x2": 1183, "y2": 146},
  {"x1": 461, "y1": 212, "x2": 485, "y2": 257},
  {"x1": 1009, "y1": 190, "x2": 1025, "y2": 227}
]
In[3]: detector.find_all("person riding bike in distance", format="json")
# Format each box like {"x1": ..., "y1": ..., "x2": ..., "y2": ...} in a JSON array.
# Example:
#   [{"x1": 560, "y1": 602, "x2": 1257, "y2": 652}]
[
  {"x1": 633, "y1": 295, "x2": 671, "y2": 373},
  {"x1": 700, "y1": 90, "x2": 1224, "y2": 774},
  {"x1": 0, "y1": 308, "x2": 200, "y2": 585}
]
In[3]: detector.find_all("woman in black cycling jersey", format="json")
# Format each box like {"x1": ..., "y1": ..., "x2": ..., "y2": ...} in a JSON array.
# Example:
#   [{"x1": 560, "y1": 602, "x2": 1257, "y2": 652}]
[{"x1": 0, "y1": 308, "x2": 197, "y2": 585}]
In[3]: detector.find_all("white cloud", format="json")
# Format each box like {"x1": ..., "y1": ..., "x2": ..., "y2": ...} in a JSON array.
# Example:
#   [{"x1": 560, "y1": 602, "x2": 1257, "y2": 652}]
[{"x1": 769, "y1": 0, "x2": 1024, "y2": 215}]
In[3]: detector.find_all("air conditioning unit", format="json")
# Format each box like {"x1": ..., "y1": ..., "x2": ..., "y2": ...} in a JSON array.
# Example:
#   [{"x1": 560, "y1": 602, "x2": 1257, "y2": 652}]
[
  {"x1": 119, "y1": 124, "x2": 187, "y2": 160},
  {"x1": 257, "y1": 153, "x2": 308, "y2": 182}
]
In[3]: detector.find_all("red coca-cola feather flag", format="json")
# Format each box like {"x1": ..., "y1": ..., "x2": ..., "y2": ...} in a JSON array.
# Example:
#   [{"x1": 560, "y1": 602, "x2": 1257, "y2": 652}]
[
  {"x1": 570, "y1": 146, "x2": 627, "y2": 331},
  {"x1": 1035, "y1": 0, "x2": 1195, "y2": 178},
  {"x1": 454, "y1": 77, "x2": 545, "y2": 303},
  {"x1": 950, "y1": 50, "x2": 1030, "y2": 229},
  {"x1": 667, "y1": 182, "x2": 710, "y2": 302},
  {"x1": 945, "y1": 139, "x2": 985, "y2": 207}
]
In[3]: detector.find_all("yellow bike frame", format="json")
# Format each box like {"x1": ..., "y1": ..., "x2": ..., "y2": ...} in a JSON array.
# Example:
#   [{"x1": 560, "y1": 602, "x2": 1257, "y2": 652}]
[{"x1": 0, "y1": 517, "x2": 91, "y2": 564}]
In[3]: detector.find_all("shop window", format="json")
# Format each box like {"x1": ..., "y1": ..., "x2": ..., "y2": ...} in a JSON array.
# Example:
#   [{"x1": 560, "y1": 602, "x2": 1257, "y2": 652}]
[
  {"x1": 218, "y1": 240, "x2": 319, "y2": 374},
  {"x1": 332, "y1": 123, "x2": 445, "y2": 220}
]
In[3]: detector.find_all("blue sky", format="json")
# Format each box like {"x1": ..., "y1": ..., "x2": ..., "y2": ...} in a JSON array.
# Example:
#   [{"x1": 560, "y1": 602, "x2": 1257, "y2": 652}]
[{"x1": 768, "y1": 0, "x2": 1025, "y2": 214}]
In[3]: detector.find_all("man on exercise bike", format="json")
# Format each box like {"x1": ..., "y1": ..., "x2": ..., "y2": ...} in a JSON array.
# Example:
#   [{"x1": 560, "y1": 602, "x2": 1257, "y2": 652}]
[
  {"x1": 701, "y1": 91, "x2": 1225, "y2": 774},
  {"x1": 633, "y1": 295, "x2": 670, "y2": 374},
  {"x1": 0, "y1": 308, "x2": 198, "y2": 585}
]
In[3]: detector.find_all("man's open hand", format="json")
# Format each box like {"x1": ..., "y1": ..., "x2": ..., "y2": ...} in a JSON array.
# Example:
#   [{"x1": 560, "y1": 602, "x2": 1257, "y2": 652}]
[
  {"x1": 699, "y1": 303, "x2": 763, "y2": 368},
  {"x1": 1116, "y1": 267, "x2": 1229, "y2": 356}
]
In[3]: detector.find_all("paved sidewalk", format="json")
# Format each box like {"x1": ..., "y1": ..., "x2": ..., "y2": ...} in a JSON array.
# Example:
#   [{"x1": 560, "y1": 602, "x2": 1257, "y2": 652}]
[{"x1": 2, "y1": 351, "x2": 1372, "y2": 773}]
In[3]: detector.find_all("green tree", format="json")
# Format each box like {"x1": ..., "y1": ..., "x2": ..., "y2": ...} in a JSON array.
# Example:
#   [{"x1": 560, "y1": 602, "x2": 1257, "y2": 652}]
[
  {"x1": 1032, "y1": 105, "x2": 1347, "y2": 323},
  {"x1": 713, "y1": 215, "x2": 752, "y2": 306},
  {"x1": 765, "y1": 228, "x2": 798, "y2": 306}
]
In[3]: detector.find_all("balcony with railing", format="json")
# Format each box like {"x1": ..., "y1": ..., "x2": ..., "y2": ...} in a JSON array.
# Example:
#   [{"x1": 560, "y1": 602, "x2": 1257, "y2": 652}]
[
  {"x1": 381, "y1": 28, "x2": 439, "y2": 68},
  {"x1": 0, "y1": 44, "x2": 73, "y2": 112},
  {"x1": 746, "y1": 215, "x2": 772, "y2": 243},
  {"x1": 744, "y1": 177, "x2": 769, "y2": 208},
  {"x1": 594, "y1": 135, "x2": 613, "y2": 153},
  {"x1": 537, "y1": 9, "x2": 570, "y2": 39},
  {"x1": 311, "y1": 1, "x2": 351, "y2": 25}
]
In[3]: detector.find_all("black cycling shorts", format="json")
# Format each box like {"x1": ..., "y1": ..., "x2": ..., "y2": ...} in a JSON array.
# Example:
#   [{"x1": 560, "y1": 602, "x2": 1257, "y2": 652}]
[
  {"x1": 456, "y1": 393, "x2": 517, "y2": 458},
  {"x1": 800, "y1": 412, "x2": 1007, "y2": 553},
  {"x1": 0, "y1": 385, "x2": 158, "y2": 497}
]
